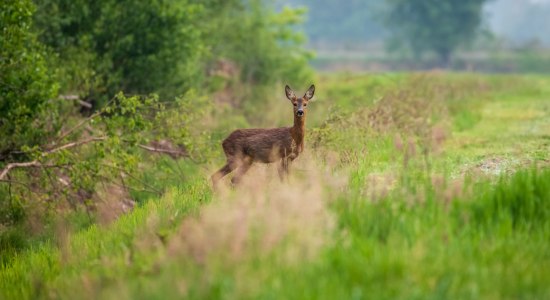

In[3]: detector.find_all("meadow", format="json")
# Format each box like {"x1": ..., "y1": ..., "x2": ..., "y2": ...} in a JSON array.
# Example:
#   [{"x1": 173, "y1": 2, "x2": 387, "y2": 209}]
[{"x1": 1, "y1": 72, "x2": 550, "y2": 299}]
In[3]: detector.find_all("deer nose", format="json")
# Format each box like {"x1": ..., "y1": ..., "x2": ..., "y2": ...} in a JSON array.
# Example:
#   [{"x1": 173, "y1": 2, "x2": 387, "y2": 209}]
[{"x1": 296, "y1": 110, "x2": 304, "y2": 117}]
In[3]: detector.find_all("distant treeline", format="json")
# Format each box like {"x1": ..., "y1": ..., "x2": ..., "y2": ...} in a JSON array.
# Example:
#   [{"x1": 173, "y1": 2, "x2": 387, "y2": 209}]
[
  {"x1": 287, "y1": 0, "x2": 489, "y2": 65},
  {"x1": 284, "y1": 0, "x2": 550, "y2": 72},
  {"x1": 285, "y1": 0, "x2": 550, "y2": 47}
]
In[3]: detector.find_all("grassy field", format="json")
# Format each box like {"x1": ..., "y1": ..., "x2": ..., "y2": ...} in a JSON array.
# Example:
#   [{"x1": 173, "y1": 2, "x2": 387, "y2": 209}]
[{"x1": 1, "y1": 72, "x2": 550, "y2": 299}]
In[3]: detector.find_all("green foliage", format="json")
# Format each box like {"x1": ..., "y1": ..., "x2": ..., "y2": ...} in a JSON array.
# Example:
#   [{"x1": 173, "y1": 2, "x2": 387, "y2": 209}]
[
  {"x1": 203, "y1": 0, "x2": 313, "y2": 86},
  {"x1": 0, "y1": 0, "x2": 57, "y2": 157},
  {"x1": 0, "y1": 91, "x2": 209, "y2": 234},
  {"x1": 32, "y1": 0, "x2": 313, "y2": 105},
  {"x1": 33, "y1": 0, "x2": 205, "y2": 104},
  {"x1": 382, "y1": 0, "x2": 489, "y2": 65}
]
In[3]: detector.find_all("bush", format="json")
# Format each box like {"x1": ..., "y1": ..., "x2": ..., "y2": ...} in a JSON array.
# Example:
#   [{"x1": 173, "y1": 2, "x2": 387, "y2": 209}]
[
  {"x1": 0, "y1": 0, "x2": 58, "y2": 158},
  {"x1": 203, "y1": 0, "x2": 313, "y2": 86},
  {"x1": 0, "y1": 91, "x2": 209, "y2": 237},
  {"x1": 33, "y1": 0, "x2": 205, "y2": 106}
]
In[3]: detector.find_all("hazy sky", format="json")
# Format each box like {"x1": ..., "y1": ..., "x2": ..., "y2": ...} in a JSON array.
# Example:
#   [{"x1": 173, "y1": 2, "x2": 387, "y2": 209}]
[{"x1": 487, "y1": 0, "x2": 550, "y2": 46}]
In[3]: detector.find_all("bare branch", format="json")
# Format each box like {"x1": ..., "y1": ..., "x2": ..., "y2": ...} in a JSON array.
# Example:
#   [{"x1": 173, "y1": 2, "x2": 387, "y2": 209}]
[
  {"x1": 56, "y1": 96, "x2": 115, "y2": 142},
  {"x1": 137, "y1": 144, "x2": 189, "y2": 157},
  {"x1": 59, "y1": 95, "x2": 93, "y2": 109},
  {"x1": 99, "y1": 175, "x2": 159, "y2": 195},
  {"x1": 100, "y1": 163, "x2": 163, "y2": 195},
  {"x1": 78, "y1": 100, "x2": 93, "y2": 109},
  {"x1": 0, "y1": 161, "x2": 41, "y2": 180},
  {"x1": 0, "y1": 162, "x2": 70, "y2": 180},
  {"x1": 45, "y1": 137, "x2": 106, "y2": 154},
  {"x1": 0, "y1": 137, "x2": 105, "y2": 180},
  {"x1": 56, "y1": 111, "x2": 103, "y2": 142},
  {"x1": 59, "y1": 94, "x2": 79, "y2": 100}
]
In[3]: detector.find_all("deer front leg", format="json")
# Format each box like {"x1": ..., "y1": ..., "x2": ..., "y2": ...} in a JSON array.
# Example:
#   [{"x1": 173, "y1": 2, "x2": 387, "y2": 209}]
[{"x1": 277, "y1": 158, "x2": 290, "y2": 182}]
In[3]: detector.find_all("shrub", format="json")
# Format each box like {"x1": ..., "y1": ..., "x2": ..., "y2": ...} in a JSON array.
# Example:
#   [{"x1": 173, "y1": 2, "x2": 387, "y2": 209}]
[
  {"x1": 33, "y1": 0, "x2": 205, "y2": 105},
  {"x1": 0, "y1": 0, "x2": 58, "y2": 158}
]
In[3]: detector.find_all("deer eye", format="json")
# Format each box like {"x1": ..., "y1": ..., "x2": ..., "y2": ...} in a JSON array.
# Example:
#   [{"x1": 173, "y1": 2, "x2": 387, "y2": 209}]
[
  {"x1": 304, "y1": 103, "x2": 307, "y2": 107},
  {"x1": 293, "y1": 103, "x2": 297, "y2": 106}
]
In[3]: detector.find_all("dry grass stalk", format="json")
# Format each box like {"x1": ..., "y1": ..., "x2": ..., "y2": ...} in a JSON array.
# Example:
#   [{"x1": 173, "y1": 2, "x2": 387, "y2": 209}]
[{"x1": 168, "y1": 155, "x2": 336, "y2": 268}]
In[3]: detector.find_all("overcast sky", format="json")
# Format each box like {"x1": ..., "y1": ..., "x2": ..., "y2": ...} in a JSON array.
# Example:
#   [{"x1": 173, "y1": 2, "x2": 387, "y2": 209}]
[{"x1": 487, "y1": 0, "x2": 550, "y2": 46}]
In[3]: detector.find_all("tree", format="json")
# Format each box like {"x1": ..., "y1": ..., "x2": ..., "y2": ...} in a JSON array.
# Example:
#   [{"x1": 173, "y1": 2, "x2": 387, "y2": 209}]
[
  {"x1": 206, "y1": 0, "x2": 313, "y2": 85},
  {"x1": 382, "y1": 0, "x2": 490, "y2": 66},
  {"x1": 32, "y1": 0, "x2": 312, "y2": 106},
  {"x1": 33, "y1": 0, "x2": 205, "y2": 105},
  {"x1": 0, "y1": 0, "x2": 57, "y2": 158}
]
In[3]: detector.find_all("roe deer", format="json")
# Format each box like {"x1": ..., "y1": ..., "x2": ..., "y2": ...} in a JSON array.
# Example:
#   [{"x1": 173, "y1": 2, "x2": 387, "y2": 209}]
[{"x1": 211, "y1": 84, "x2": 315, "y2": 187}]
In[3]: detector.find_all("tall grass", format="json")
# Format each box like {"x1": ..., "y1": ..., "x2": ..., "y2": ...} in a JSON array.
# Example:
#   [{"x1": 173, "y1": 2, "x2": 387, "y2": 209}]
[{"x1": 258, "y1": 167, "x2": 550, "y2": 299}]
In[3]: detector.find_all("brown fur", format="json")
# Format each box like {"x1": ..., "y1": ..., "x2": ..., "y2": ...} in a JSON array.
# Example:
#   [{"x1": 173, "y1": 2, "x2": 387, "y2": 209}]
[{"x1": 211, "y1": 85, "x2": 315, "y2": 187}]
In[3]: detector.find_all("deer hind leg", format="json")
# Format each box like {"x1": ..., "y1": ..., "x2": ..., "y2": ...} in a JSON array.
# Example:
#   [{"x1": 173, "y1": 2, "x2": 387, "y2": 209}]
[
  {"x1": 211, "y1": 159, "x2": 238, "y2": 189},
  {"x1": 231, "y1": 156, "x2": 253, "y2": 186}
]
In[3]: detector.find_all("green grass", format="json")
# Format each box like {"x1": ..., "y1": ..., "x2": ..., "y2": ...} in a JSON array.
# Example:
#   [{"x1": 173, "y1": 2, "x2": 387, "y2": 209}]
[
  {"x1": 260, "y1": 167, "x2": 550, "y2": 299},
  {"x1": 0, "y1": 179, "x2": 211, "y2": 299},
  {"x1": 1, "y1": 73, "x2": 550, "y2": 299}
]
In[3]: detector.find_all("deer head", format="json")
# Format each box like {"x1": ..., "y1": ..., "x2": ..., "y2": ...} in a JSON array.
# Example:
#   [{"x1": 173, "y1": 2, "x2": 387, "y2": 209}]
[{"x1": 285, "y1": 85, "x2": 315, "y2": 118}]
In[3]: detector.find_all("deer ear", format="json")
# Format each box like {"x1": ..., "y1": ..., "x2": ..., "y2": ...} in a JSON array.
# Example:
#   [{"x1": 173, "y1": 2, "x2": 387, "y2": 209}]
[
  {"x1": 285, "y1": 85, "x2": 296, "y2": 100},
  {"x1": 304, "y1": 84, "x2": 315, "y2": 99}
]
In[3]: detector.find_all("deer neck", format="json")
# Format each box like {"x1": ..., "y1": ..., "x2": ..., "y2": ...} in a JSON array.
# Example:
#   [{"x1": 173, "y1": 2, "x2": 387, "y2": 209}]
[{"x1": 290, "y1": 114, "x2": 306, "y2": 149}]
